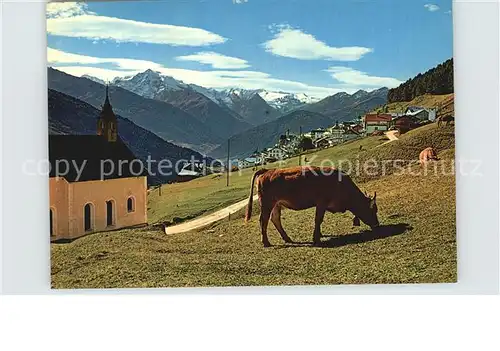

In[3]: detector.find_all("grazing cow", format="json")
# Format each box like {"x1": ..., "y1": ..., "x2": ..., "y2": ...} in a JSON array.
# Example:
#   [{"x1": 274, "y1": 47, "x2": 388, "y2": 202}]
[
  {"x1": 245, "y1": 167, "x2": 379, "y2": 247},
  {"x1": 437, "y1": 115, "x2": 455, "y2": 127},
  {"x1": 419, "y1": 147, "x2": 439, "y2": 165}
]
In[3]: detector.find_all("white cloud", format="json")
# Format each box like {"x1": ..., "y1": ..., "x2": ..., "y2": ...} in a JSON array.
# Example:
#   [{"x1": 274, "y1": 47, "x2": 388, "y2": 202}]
[
  {"x1": 233, "y1": 0, "x2": 248, "y2": 4},
  {"x1": 326, "y1": 67, "x2": 402, "y2": 88},
  {"x1": 424, "y1": 4, "x2": 440, "y2": 12},
  {"x1": 48, "y1": 48, "x2": 368, "y2": 98},
  {"x1": 262, "y1": 25, "x2": 372, "y2": 61},
  {"x1": 175, "y1": 52, "x2": 250, "y2": 69},
  {"x1": 48, "y1": 48, "x2": 164, "y2": 71},
  {"x1": 47, "y1": 5, "x2": 226, "y2": 46},
  {"x1": 46, "y1": 2, "x2": 92, "y2": 18}
]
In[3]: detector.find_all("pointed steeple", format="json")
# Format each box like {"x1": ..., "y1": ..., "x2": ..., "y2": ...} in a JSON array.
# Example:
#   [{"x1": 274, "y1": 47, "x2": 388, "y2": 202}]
[
  {"x1": 97, "y1": 84, "x2": 118, "y2": 142},
  {"x1": 104, "y1": 84, "x2": 110, "y2": 104}
]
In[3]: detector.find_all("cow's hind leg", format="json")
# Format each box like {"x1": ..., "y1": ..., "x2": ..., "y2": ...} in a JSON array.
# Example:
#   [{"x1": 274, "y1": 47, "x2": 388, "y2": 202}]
[
  {"x1": 271, "y1": 205, "x2": 293, "y2": 244},
  {"x1": 259, "y1": 202, "x2": 273, "y2": 247},
  {"x1": 313, "y1": 206, "x2": 326, "y2": 246}
]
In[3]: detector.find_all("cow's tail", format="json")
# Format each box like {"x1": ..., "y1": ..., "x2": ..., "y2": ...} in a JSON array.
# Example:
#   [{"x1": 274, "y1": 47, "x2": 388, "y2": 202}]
[{"x1": 245, "y1": 169, "x2": 267, "y2": 222}]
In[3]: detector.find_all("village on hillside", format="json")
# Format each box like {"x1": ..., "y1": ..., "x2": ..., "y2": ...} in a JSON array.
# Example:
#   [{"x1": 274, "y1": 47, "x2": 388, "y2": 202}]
[{"x1": 176, "y1": 103, "x2": 449, "y2": 178}]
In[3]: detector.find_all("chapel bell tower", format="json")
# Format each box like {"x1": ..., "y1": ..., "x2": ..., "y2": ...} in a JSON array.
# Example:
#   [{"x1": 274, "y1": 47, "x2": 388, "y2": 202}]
[{"x1": 97, "y1": 85, "x2": 118, "y2": 142}]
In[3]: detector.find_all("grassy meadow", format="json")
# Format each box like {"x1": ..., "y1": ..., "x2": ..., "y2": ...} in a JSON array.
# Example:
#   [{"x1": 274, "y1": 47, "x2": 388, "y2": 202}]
[
  {"x1": 51, "y1": 123, "x2": 457, "y2": 288},
  {"x1": 148, "y1": 134, "x2": 386, "y2": 225}
]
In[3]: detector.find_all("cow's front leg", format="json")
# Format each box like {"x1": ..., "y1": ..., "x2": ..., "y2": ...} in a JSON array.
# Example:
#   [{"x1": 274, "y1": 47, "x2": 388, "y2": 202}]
[
  {"x1": 313, "y1": 206, "x2": 326, "y2": 246},
  {"x1": 259, "y1": 205, "x2": 272, "y2": 247}
]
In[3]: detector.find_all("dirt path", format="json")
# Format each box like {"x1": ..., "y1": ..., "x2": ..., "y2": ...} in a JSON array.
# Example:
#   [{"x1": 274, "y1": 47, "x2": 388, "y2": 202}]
[
  {"x1": 376, "y1": 130, "x2": 400, "y2": 148},
  {"x1": 386, "y1": 130, "x2": 400, "y2": 141},
  {"x1": 164, "y1": 195, "x2": 258, "y2": 235}
]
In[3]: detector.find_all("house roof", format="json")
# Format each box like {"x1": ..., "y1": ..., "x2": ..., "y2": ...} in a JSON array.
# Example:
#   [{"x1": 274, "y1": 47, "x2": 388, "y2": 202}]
[
  {"x1": 49, "y1": 135, "x2": 142, "y2": 182},
  {"x1": 405, "y1": 109, "x2": 427, "y2": 117},
  {"x1": 392, "y1": 114, "x2": 420, "y2": 121},
  {"x1": 314, "y1": 136, "x2": 331, "y2": 144},
  {"x1": 177, "y1": 169, "x2": 201, "y2": 177},
  {"x1": 406, "y1": 106, "x2": 424, "y2": 113},
  {"x1": 364, "y1": 113, "x2": 392, "y2": 122}
]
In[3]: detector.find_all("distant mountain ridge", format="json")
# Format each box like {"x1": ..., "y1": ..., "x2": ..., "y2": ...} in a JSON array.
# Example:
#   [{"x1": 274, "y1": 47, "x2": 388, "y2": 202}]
[
  {"x1": 258, "y1": 90, "x2": 320, "y2": 113},
  {"x1": 98, "y1": 70, "x2": 323, "y2": 124},
  {"x1": 112, "y1": 71, "x2": 283, "y2": 126},
  {"x1": 52, "y1": 68, "x2": 389, "y2": 160},
  {"x1": 112, "y1": 70, "x2": 252, "y2": 138},
  {"x1": 302, "y1": 88, "x2": 388, "y2": 119}
]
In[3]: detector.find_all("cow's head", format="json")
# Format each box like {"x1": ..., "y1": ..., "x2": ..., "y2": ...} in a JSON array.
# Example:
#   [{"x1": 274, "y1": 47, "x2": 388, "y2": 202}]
[{"x1": 355, "y1": 192, "x2": 379, "y2": 229}]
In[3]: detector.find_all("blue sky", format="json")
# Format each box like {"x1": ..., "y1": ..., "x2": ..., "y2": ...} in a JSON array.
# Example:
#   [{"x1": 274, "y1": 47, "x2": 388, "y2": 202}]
[{"x1": 47, "y1": 0, "x2": 453, "y2": 98}]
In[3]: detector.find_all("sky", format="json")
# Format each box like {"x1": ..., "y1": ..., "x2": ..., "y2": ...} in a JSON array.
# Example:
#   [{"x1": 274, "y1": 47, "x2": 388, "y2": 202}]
[{"x1": 47, "y1": 0, "x2": 453, "y2": 98}]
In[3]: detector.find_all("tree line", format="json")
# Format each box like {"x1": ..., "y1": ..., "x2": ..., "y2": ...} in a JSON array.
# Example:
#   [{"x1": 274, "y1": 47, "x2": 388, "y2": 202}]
[{"x1": 387, "y1": 58, "x2": 454, "y2": 103}]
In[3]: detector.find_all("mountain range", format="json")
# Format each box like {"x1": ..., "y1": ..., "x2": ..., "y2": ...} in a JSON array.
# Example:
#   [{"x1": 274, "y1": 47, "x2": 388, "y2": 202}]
[
  {"x1": 48, "y1": 67, "x2": 389, "y2": 160},
  {"x1": 112, "y1": 70, "x2": 282, "y2": 126}
]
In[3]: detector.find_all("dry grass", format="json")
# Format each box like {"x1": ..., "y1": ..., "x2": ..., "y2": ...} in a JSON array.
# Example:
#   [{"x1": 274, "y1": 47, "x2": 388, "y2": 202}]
[
  {"x1": 147, "y1": 135, "x2": 385, "y2": 225},
  {"x1": 51, "y1": 122, "x2": 456, "y2": 289},
  {"x1": 51, "y1": 166, "x2": 456, "y2": 288}
]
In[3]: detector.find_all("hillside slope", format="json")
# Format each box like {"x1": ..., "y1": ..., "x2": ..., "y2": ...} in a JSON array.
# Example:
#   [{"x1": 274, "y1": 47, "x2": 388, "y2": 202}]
[
  {"x1": 52, "y1": 123, "x2": 456, "y2": 288},
  {"x1": 375, "y1": 93, "x2": 454, "y2": 117},
  {"x1": 48, "y1": 89, "x2": 209, "y2": 185},
  {"x1": 388, "y1": 58, "x2": 453, "y2": 102}
]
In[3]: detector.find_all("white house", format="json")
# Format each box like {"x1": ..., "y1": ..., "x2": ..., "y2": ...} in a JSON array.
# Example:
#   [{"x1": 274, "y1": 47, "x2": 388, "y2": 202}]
[
  {"x1": 310, "y1": 128, "x2": 327, "y2": 140},
  {"x1": 405, "y1": 107, "x2": 437, "y2": 121},
  {"x1": 329, "y1": 124, "x2": 345, "y2": 144},
  {"x1": 267, "y1": 147, "x2": 288, "y2": 160},
  {"x1": 238, "y1": 158, "x2": 257, "y2": 169}
]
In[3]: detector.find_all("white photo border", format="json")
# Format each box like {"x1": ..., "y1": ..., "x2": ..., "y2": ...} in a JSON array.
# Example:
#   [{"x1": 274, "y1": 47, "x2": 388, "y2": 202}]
[{"x1": 1, "y1": 0, "x2": 498, "y2": 294}]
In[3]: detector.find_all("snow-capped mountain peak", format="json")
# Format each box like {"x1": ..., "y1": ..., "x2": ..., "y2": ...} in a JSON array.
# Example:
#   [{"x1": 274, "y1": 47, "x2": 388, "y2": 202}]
[
  {"x1": 257, "y1": 90, "x2": 320, "y2": 113},
  {"x1": 112, "y1": 70, "x2": 188, "y2": 99},
  {"x1": 85, "y1": 69, "x2": 322, "y2": 115}
]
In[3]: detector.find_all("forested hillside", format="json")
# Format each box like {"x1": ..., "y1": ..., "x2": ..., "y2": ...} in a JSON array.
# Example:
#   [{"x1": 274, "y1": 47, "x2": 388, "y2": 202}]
[{"x1": 388, "y1": 58, "x2": 453, "y2": 102}]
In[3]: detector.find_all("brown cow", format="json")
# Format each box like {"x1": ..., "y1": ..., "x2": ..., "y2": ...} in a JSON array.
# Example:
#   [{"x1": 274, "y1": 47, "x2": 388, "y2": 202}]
[
  {"x1": 245, "y1": 166, "x2": 379, "y2": 247},
  {"x1": 437, "y1": 115, "x2": 454, "y2": 127},
  {"x1": 419, "y1": 147, "x2": 439, "y2": 165}
]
